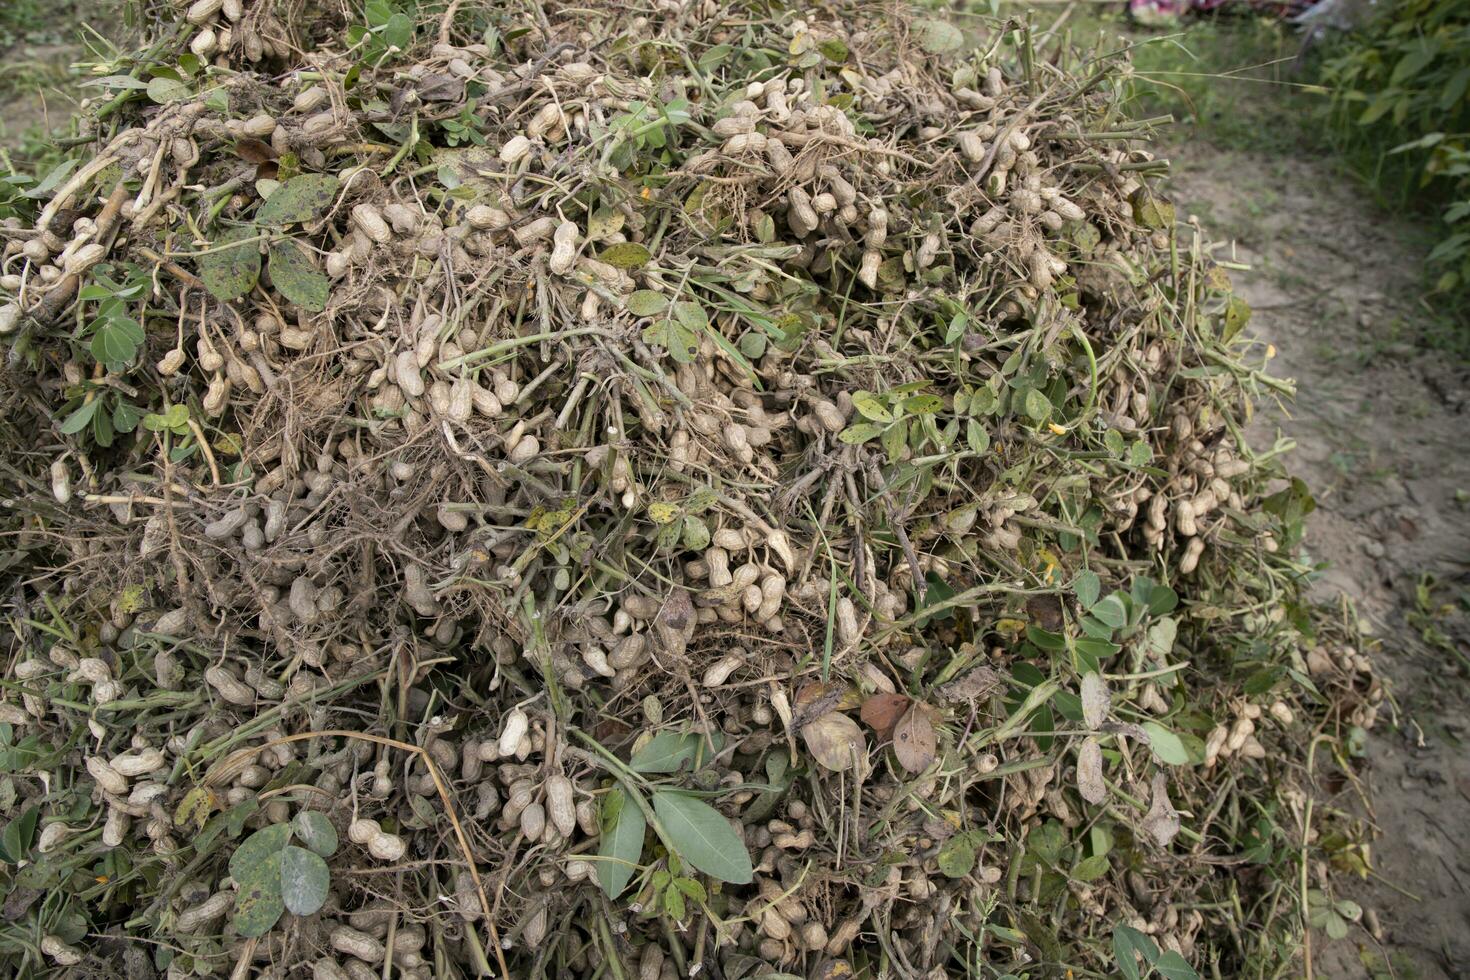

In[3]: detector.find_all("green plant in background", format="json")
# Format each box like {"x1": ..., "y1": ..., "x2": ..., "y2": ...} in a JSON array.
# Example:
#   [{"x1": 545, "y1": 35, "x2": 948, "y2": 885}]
[{"x1": 1320, "y1": 0, "x2": 1470, "y2": 298}]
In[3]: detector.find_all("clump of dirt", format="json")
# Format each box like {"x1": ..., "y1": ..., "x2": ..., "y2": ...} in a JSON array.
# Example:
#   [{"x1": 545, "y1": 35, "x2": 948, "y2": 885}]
[{"x1": 1167, "y1": 142, "x2": 1470, "y2": 979}]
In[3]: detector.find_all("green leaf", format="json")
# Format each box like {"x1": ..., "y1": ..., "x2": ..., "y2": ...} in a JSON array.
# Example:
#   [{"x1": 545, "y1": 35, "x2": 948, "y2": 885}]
[
  {"x1": 664, "y1": 882, "x2": 687, "y2": 920},
  {"x1": 1113, "y1": 924, "x2": 1157, "y2": 980},
  {"x1": 681, "y1": 515, "x2": 710, "y2": 551},
  {"x1": 915, "y1": 18, "x2": 964, "y2": 54},
  {"x1": 1222, "y1": 295, "x2": 1252, "y2": 342},
  {"x1": 880, "y1": 420, "x2": 907, "y2": 461},
  {"x1": 596, "y1": 786, "x2": 646, "y2": 899},
  {"x1": 945, "y1": 311, "x2": 969, "y2": 343},
  {"x1": 599, "y1": 242, "x2": 652, "y2": 269},
  {"x1": 60, "y1": 400, "x2": 100, "y2": 435},
  {"x1": 0, "y1": 806, "x2": 39, "y2": 864},
  {"x1": 1026, "y1": 821, "x2": 1065, "y2": 866},
  {"x1": 1153, "y1": 951, "x2": 1201, "y2": 980},
  {"x1": 965, "y1": 419, "x2": 990, "y2": 454},
  {"x1": 1091, "y1": 593, "x2": 1127, "y2": 629},
  {"x1": 278, "y1": 845, "x2": 330, "y2": 915},
  {"x1": 91, "y1": 315, "x2": 145, "y2": 365},
  {"x1": 625, "y1": 289, "x2": 668, "y2": 317},
  {"x1": 1074, "y1": 570, "x2": 1101, "y2": 610},
  {"x1": 671, "y1": 876, "x2": 706, "y2": 902},
  {"x1": 630, "y1": 731, "x2": 719, "y2": 773},
  {"x1": 380, "y1": 11, "x2": 413, "y2": 50},
  {"x1": 147, "y1": 76, "x2": 190, "y2": 104},
  {"x1": 268, "y1": 239, "x2": 330, "y2": 312},
  {"x1": 197, "y1": 226, "x2": 261, "y2": 303},
  {"x1": 1022, "y1": 387, "x2": 1052, "y2": 422},
  {"x1": 851, "y1": 391, "x2": 893, "y2": 422},
  {"x1": 643, "y1": 312, "x2": 700, "y2": 363},
  {"x1": 1147, "y1": 584, "x2": 1179, "y2": 616},
  {"x1": 903, "y1": 394, "x2": 944, "y2": 415},
  {"x1": 1072, "y1": 854, "x2": 1109, "y2": 882},
  {"x1": 738, "y1": 330, "x2": 767, "y2": 359},
  {"x1": 651, "y1": 790, "x2": 752, "y2": 884},
  {"x1": 698, "y1": 44, "x2": 733, "y2": 70},
  {"x1": 257, "y1": 174, "x2": 340, "y2": 225},
  {"x1": 838, "y1": 422, "x2": 884, "y2": 444},
  {"x1": 112, "y1": 400, "x2": 143, "y2": 433},
  {"x1": 232, "y1": 849, "x2": 285, "y2": 937},
  {"x1": 292, "y1": 811, "x2": 338, "y2": 858},
  {"x1": 1142, "y1": 722, "x2": 1190, "y2": 766},
  {"x1": 936, "y1": 831, "x2": 979, "y2": 878},
  {"x1": 229, "y1": 823, "x2": 292, "y2": 881},
  {"x1": 818, "y1": 38, "x2": 848, "y2": 62}
]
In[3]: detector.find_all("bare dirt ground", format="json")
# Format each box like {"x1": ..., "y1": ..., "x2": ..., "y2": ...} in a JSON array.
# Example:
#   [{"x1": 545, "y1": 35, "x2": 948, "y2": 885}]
[{"x1": 1167, "y1": 144, "x2": 1470, "y2": 979}]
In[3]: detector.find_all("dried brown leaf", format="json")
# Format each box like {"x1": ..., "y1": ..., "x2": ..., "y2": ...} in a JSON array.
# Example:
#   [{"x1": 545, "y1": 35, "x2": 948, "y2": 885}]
[
  {"x1": 1081, "y1": 672, "x2": 1110, "y2": 730},
  {"x1": 892, "y1": 703, "x2": 937, "y2": 774},
  {"x1": 233, "y1": 138, "x2": 278, "y2": 164},
  {"x1": 935, "y1": 665, "x2": 1002, "y2": 704},
  {"x1": 1076, "y1": 736, "x2": 1107, "y2": 804},
  {"x1": 654, "y1": 588, "x2": 695, "y2": 659},
  {"x1": 1142, "y1": 772, "x2": 1180, "y2": 847},
  {"x1": 1026, "y1": 594, "x2": 1064, "y2": 632},
  {"x1": 859, "y1": 693, "x2": 911, "y2": 738},
  {"x1": 416, "y1": 73, "x2": 466, "y2": 102},
  {"x1": 793, "y1": 681, "x2": 848, "y2": 728}
]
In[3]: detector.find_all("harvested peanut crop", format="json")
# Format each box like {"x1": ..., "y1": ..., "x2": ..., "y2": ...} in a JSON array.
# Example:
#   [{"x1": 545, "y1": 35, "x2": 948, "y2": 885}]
[{"x1": 0, "y1": 1, "x2": 1379, "y2": 978}]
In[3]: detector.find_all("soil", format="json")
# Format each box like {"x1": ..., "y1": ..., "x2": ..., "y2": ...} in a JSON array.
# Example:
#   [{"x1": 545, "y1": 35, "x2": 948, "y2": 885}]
[{"x1": 1166, "y1": 144, "x2": 1470, "y2": 979}]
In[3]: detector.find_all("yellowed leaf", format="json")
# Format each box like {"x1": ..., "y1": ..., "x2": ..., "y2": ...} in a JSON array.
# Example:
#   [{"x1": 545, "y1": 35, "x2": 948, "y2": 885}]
[{"x1": 801, "y1": 711, "x2": 867, "y2": 773}]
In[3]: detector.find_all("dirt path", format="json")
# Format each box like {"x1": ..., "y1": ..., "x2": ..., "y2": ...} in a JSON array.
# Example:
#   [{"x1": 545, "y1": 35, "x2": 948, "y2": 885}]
[{"x1": 1166, "y1": 144, "x2": 1470, "y2": 979}]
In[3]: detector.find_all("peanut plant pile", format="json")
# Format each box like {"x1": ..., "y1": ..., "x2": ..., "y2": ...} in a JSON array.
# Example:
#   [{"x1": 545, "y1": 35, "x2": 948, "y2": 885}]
[{"x1": 0, "y1": 2, "x2": 1379, "y2": 978}]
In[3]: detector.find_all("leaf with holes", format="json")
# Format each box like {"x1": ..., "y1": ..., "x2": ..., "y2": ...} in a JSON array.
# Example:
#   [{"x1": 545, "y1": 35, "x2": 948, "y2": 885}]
[
  {"x1": 651, "y1": 790, "x2": 752, "y2": 884},
  {"x1": 268, "y1": 239, "x2": 329, "y2": 312},
  {"x1": 643, "y1": 312, "x2": 700, "y2": 364},
  {"x1": 197, "y1": 226, "x2": 261, "y2": 303},
  {"x1": 839, "y1": 422, "x2": 884, "y2": 444}
]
